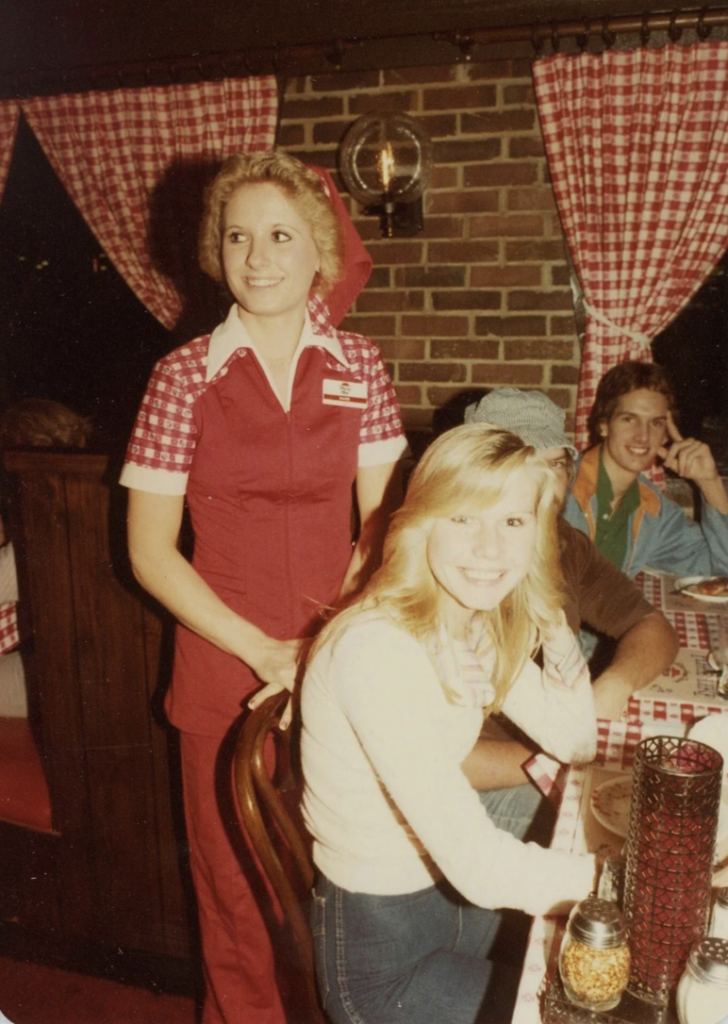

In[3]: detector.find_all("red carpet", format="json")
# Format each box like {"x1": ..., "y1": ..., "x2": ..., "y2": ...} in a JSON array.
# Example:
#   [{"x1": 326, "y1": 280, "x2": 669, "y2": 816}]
[{"x1": 0, "y1": 957, "x2": 197, "y2": 1024}]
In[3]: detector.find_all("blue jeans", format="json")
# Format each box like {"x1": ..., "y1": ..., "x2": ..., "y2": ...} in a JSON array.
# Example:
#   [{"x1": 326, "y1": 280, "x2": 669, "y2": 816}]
[{"x1": 311, "y1": 784, "x2": 541, "y2": 1024}]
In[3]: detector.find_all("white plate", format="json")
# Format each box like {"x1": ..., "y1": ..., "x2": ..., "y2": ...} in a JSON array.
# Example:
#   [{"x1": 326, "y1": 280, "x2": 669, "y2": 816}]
[
  {"x1": 590, "y1": 775, "x2": 633, "y2": 838},
  {"x1": 674, "y1": 576, "x2": 728, "y2": 604}
]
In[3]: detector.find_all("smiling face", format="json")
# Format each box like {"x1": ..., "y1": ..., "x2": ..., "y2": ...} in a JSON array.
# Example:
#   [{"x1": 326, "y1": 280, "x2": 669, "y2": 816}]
[
  {"x1": 599, "y1": 388, "x2": 669, "y2": 491},
  {"x1": 221, "y1": 182, "x2": 320, "y2": 333},
  {"x1": 426, "y1": 467, "x2": 540, "y2": 637}
]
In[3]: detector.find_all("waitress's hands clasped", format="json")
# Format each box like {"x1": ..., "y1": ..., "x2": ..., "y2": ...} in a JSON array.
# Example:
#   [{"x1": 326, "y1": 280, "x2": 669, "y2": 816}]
[{"x1": 247, "y1": 636, "x2": 309, "y2": 730}]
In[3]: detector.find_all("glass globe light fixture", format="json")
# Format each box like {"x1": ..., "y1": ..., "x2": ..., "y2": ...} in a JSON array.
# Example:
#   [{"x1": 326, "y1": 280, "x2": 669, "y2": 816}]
[{"x1": 339, "y1": 113, "x2": 433, "y2": 237}]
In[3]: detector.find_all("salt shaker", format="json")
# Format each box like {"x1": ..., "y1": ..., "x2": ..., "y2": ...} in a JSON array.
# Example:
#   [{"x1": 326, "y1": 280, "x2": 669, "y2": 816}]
[
  {"x1": 710, "y1": 889, "x2": 728, "y2": 940},
  {"x1": 676, "y1": 937, "x2": 728, "y2": 1024},
  {"x1": 559, "y1": 896, "x2": 631, "y2": 1012}
]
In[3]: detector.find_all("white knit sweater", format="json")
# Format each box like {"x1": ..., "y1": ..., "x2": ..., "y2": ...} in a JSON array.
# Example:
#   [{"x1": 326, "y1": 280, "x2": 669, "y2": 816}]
[{"x1": 301, "y1": 615, "x2": 597, "y2": 917}]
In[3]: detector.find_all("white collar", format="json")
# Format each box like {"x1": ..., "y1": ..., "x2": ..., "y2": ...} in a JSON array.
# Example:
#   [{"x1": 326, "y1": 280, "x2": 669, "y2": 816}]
[{"x1": 206, "y1": 304, "x2": 350, "y2": 383}]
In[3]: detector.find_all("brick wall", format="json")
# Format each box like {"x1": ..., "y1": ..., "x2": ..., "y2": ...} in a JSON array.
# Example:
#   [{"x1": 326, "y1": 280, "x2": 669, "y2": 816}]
[{"x1": 279, "y1": 59, "x2": 580, "y2": 434}]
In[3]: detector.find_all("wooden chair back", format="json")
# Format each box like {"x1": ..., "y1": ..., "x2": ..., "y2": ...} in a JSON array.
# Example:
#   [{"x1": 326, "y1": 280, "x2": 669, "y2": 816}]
[{"x1": 233, "y1": 691, "x2": 326, "y2": 1024}]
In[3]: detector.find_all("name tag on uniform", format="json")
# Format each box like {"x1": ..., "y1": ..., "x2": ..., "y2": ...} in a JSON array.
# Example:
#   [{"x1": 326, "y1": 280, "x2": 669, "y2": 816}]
[{"x1": 322, "y1": 378, "x2": 368, "y2": 408}]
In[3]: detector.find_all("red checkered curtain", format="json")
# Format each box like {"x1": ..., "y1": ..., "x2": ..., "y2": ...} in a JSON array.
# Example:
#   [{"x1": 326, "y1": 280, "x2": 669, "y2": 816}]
[
  {"x1": 0, "y1": 101, "x2": 20, "y2": 203},
  {"x1": 21, "y1": 77, "x2": 278, "y2": 330},
  {"x1": 534, "y1": 43, "x2": 728, "y2": 449}
]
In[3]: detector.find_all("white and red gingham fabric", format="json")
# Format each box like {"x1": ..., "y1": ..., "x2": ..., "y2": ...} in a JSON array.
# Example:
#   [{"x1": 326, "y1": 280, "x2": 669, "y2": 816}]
[
  {"x1": 0, "y1": 602, "x2": 19, "y2": 656},
  {"x1": 534, "y1": 43, "x2": 728, "y2": 449},
  {"x1": 0, "y1": 100, "x2": 20, "y2": 204},
  {"x1": 21, "y1": 77, "x2": 278, "y2": 330}
]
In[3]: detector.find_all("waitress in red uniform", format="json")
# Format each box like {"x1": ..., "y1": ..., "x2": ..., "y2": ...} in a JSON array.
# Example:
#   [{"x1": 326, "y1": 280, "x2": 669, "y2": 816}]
[{"x1": 120, "y1": 151, "x2": 407, "y2": 1024}]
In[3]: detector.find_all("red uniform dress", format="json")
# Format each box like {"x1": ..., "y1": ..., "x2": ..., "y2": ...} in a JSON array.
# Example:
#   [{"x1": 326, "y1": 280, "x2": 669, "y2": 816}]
[{"x1": 121, "y1": 297, "x2": 406, "y2": 1024}]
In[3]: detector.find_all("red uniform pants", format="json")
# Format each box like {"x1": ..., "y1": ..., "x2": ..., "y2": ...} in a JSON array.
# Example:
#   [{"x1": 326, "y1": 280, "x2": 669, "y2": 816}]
[{"x1": 180, "y1": 730, "x2": 286, "y2": 1024}]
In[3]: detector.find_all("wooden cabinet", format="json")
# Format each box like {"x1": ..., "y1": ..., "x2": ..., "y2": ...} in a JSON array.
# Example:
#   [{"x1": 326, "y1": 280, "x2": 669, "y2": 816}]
[{"x1": 0, "y1": 451, "x2": 194, "y2": 983}]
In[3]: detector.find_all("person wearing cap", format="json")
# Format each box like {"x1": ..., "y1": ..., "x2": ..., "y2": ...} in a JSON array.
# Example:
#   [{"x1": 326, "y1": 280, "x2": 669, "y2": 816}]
[{"x1": 463, "y1": 387, "x2": 678, "y2": 725}]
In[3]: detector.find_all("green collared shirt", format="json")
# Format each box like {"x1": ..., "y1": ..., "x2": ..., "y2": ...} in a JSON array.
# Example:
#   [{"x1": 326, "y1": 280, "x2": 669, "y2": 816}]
[{"x1": 594, "y1": 447, "x2": 640, "y2": 569}]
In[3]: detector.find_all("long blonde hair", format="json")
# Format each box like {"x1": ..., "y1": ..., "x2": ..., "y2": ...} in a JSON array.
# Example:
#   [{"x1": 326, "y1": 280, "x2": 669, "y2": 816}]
[{"x1": 314, "y1": 423, "x2": 565, "y2": 710}]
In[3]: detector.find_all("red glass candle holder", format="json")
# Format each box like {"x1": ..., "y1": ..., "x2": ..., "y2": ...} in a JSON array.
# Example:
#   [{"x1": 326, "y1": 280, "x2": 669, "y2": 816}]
[{"x1": 623, "y1": 735, "x2": 722, "y2": 1005}]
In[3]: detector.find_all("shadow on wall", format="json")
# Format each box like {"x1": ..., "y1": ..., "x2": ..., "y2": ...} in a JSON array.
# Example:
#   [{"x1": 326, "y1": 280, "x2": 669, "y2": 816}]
[{"x1": 147, "y1": 158, "x2": 230, "y2": 343}]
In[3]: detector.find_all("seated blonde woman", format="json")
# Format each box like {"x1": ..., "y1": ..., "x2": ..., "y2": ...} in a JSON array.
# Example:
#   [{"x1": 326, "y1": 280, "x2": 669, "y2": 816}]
[{"x1": 301, "y1": 423, "x2": 599, "y2": 1024}]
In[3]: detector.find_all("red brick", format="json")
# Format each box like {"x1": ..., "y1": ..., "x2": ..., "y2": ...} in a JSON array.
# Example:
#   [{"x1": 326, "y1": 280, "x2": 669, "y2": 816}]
[
  {"x1": 427, "y1": 386, "x2": 474, "y2": 408},
  {"x1": 550, "y1": 265, "x2": 571, "y2": 286},
  {"x1": 509, "y1": 136, "x2": 546, "y2": 159},
  {"x1": 312, "y1": 120, "x2": 350, "y2": 144},
  {"x1": 433, "y1": 139, "x2": 501, "y2": 164},
  {"x1": 551, "y1": 365, "x2": 580, "y2": 384},
  {"x1": 282, "y1": 148, "x2": 337, "y2": 169},
  {"x1": 472, "y1": 363, "x2": 544, "y2": 385},
  {"x1": 401, "y1": 315, "x2": 469, "y2": 337},
  {"x1": 507, "y1": 187, "x2": 557, "y2": 212},
  {"x1": 384, "y1": 66, "x2": 456, "y2": 85},
  {"x1": 366, "y1": 267, "x2": 391, "y2": 288},
  {"x1": 377, "y1": 339, "x2": 426, "y2": 360},
  {"x1": 368, "y1": 241, "x2": 425, "y2": 266},
  {"x1": 398, "y1": 266, "x2": 466, "y2": 288},
  {"x1": 395, "y1": 385, "x2": 424, "y2": 406},
  {"x1": 282, "y1": 96, "x2": 344, "y2": 118},
  {"x1": 507, "y1": 290, "x2": 574, "y2": 311},
  {"x1": 470, "y1": 215, "x2": 545, "y2": 238},
  {"x1": 310, "y1": 70, "x2": 381, "y2": 91},
  {"x1": 431, "y1": 339, "x2": 499, "y2": 360},
  {"x1": 419, "y1": 216, "x2": 466, "y2": 240},
  {"x1": 400, "y1": 362, "x2": 468, "y2": 383},
  {"x1": 470, "y1": 265, "x2": 542, "y2": 288},
  {"x1": 349, "y1": 91, "x2": 418, "y2": 115},
  {"x1": 463, "y1": 163, "x2": 538, "y2": 188},
  {"x1": 427, "y1": 190, "x2": 499, "y2": 214},
  {"x1": 285, "y1": 77, "x2": 306, "y2": 96},
  {"x1": 466, "y1": 59, "x2": 529, "y2": 81},
  {"x1": 356, "y1": 291, "x2": 424, "y2": 313},
  {"x1": 432, "y1": 291, "x2": 500, "y2": 311},
  {"x1": 461, "y1": 110, "x2": 536, "y2": 134},
  {"x1": 340, "y1": 315, "x2": 396, "y2": 335},
  {"x1": 545, "y1": 388, "x2": 572, "y2": 409},
  {"x1": 505, "y1": 240, "x2": 568, "y2": 262},
  {"x1": 277, "y1": 123, "x2": 305, "y2": 146},
  {"x1": 428, "y1": 240, "x2": 498, "y2": 263},
  {"x1": 503, "y1": 83, "x2": 535, "y2": 105},
  {"x1": 475, "y1": 315, "x2": 546, "y2": 337},
  {"x1": 423, "y1": 85, "x2": 497, "y2": 110},
  {"x1": 430, "y1": 166, "x2": 459, "y2": 188},
  {"x1": 418, "y1": 114, "x2": 458, "y2": 137},
  {"x1": 505, "y1": 340, "x2": 575, "y2": 361},
  {"x1": 550, "y1": 315, "x2": 578, "y2": 336}
]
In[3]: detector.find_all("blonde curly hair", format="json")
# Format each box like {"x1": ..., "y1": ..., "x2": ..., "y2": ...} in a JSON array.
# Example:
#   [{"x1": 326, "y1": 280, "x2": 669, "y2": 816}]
[{"x1": 198, "y1": 150, "x2": 344, "y2": 300}]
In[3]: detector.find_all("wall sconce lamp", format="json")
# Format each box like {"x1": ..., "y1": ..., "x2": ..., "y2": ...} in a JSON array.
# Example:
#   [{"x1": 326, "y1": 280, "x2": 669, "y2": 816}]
[{"x1": 339, "y1": 113, "x2": 433, "y2": 237}]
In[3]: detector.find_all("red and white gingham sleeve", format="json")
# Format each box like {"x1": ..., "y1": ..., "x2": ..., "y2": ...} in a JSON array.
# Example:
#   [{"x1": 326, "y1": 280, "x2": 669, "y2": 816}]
[
  {"x1": 0, "y1": 602, "x2": 19, "y2": 656},
  {"x1": 339, "y1": 333, "x2": 408, "y2": 468},
  {"x1": 120, "y1": 338, "x2": 210, "y2": 495}
]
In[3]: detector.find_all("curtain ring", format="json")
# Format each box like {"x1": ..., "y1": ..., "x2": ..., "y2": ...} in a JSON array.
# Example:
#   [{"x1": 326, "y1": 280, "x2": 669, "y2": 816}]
[
  {"x1": 458, "y1": 32, "x2": 475, "y2": 62},
  {"x1": 697, "y1": 6, "x2": 712, "y2": 39},
  {"x1": 325, "y1": 39, "x2": 346, "y2": 68},
  {"x1": 640, "y1": 13, "x2": 652, "y2": 46},
  {"x1": 550, "y1": 21, "x2": 561, "y2": 53},
  {"x1": 668, "y1": 9, "x2": 683, "y2": 42},
  {"x1": 576, "y1": 19, "x2": 590, "y2": 51},
  {"x1": 531, "y1": 23, "x2": 544, "y2": 57},
  {"x1": 601, "y1": 18, "x2": 616, "y2": 48}
]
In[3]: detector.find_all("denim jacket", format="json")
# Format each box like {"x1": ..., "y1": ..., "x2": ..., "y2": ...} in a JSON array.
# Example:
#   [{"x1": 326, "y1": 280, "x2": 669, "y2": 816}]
[{"x1": 564, "y1": 445, "x2": 728, "y2": 579}]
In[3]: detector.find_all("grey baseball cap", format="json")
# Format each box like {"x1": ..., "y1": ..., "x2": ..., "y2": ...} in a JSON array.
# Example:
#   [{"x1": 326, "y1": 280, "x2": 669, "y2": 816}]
[{"x1": 464, "y1": 388, "x2": 578, "y2": 459}]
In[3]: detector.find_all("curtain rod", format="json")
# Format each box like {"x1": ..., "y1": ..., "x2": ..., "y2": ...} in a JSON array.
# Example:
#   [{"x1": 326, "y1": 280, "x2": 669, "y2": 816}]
[{"x1": 3, "y1": 4, "x2": 728, "y2": 98}]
